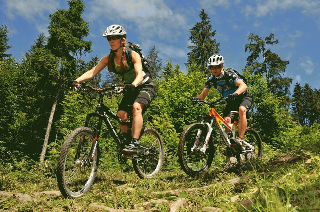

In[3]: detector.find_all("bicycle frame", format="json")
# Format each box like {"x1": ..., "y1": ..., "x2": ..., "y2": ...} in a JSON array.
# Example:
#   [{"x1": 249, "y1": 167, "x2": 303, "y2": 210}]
[
  {"x1": 83, "y1": 87, "x2": 131, "y2": 152},
  {"x1": 57, "y1": 84, "x2": 164, "y2": 198},
  {"x1": 201, "y1": 104, "x2": 254, "y2": 153},
  {"x1": 178, "y1": 99, "x2": 263, "y2": 177},
  {"x1": 200, "y1": 107, "x2": 237, "y2": 150},
  {"x1": 191, "y1": 98, "x2": 243, "y2": 155}
]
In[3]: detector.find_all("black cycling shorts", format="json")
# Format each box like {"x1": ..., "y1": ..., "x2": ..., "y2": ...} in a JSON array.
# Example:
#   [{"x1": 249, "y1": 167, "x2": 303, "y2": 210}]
[
  {"x1": 118, "y1": 85, "x2": 157, "y2": 114},
  {"x1": 223, "y1": 94, "x2": 253, "y2": 118}
]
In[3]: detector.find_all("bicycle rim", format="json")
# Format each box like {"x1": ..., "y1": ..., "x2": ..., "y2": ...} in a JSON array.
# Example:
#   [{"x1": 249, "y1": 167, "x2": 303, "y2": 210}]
[
  {"x1": 57, "y1": 127, "x2": 99, "y2": 198},
  {"x1": 243, "y1": 128, "x2": 263, "y2": 160},
  {"x1": 132, "y1": 127, "x2": 164, "y2": 179},
  {"x1": 178, "y1": 123, "x2": 214, "y2": 177}
]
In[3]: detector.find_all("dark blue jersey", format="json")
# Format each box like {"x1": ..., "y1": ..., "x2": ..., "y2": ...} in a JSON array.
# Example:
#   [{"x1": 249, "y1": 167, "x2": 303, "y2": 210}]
[{"x1": 204, "y1": 69, "x2": 245, "y2": 97}]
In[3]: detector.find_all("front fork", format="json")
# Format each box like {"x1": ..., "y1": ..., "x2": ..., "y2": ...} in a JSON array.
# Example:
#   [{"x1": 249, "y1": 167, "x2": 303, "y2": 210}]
[
  {"x1": 191, "y1": 122, "x2": 214, "y2": 154},
  {"x1": 81, "y1": 113, "x2": 103, "y2": 162}
]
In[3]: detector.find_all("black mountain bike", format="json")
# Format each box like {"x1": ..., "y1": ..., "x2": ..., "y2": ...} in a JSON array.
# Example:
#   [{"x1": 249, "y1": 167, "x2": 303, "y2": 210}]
[{"x1": 56, "y1": 84, "x2": 164, "y2": 198}]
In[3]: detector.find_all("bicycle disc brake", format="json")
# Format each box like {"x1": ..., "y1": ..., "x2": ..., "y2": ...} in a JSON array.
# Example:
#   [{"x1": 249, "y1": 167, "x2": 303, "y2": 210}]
[
  {"x1": 136, "y1": 144, "x2": 153, "y2": 158},
  {"x1": 229, "y1": 138, "x2": 242, "y2": 155},
  {"x1": 74, "y1": 158, "x2": 91, "y2": 173}
]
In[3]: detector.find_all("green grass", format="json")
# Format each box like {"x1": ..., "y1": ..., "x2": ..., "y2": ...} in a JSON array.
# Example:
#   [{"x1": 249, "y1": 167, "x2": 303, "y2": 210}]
[{"x1": 0, "y1": 147, "x2": 319, "y2": 211}]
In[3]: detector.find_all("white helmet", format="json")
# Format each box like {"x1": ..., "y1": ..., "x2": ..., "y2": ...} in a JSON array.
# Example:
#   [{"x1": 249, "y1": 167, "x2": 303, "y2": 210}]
[
  {"x1": 102, "y1": 24, "x2": 126, "y2": 37},
  {"x1": 207, "y1": 54, "x2": 224, "y2": 66}
]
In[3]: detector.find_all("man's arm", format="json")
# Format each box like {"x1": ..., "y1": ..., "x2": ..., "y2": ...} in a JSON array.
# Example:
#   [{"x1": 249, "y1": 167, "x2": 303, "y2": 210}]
[
  {"x1": 233, "y1": 79, "x2": 247, "y2": 95},
  {"x1": 197, "y1": 88, "x2": 210, "y2": 100}
]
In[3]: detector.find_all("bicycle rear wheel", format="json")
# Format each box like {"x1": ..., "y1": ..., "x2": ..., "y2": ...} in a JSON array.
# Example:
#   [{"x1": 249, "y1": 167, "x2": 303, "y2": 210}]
[
  {"x1": 56, "y1": 127, "x2": 99, "y2": 198},
  {"x1": 243, "y1": 128, "x2": 263, "y2": 160},
  {"x1": 178, "y1": 123, "x2": 215, "y2": 177},
  {"x1": 132, "y1": 127, "x2": 164, "y2": 178}
]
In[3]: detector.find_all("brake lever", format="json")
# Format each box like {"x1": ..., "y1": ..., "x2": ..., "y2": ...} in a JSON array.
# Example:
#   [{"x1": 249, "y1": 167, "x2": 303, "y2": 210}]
[
  {"x1": 219, "y1": 98, "x2": 227, "y2": 104},
  {"x1": 113, "y1": 87, "x2": 124, "y2": 94},
  {"x1": 197, "y1": 101, "x2": 203, "y2": 106}
]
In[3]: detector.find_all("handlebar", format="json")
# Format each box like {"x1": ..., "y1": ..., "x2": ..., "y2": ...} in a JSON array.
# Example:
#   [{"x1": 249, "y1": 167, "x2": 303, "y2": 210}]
[
  {"x1": 191, "y1": 97, "x2": 228, "y2": 107},
  {"x1": 76, "y1": 83, "x2": 124, "y2": 95}
]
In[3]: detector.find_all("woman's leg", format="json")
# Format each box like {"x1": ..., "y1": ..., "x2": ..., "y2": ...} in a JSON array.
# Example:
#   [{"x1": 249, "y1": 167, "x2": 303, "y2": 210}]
[{"x1": 131, "y1": 102, "x2": 144, "y2": 139}]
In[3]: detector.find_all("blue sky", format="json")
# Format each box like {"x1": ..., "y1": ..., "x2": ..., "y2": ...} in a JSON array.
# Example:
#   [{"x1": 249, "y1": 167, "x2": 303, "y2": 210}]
[{"x1": 1, "y1": 0, "x2": 320, "y2": 91}]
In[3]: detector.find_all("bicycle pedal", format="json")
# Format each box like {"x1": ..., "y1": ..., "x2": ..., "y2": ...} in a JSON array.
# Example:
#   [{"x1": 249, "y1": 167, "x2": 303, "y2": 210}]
[
  {"x1": 230, "y1": 144, "x2": 242, "y2": 155},
  {"x1": 225, "y1": 148, "x2": 235, "y2": 157},
  {"x1": 121, "y1": 154, "x2": 133, "y2": 159},
  {"x1": 132, "y1": 155, "x2": 139, "y2": 159}
]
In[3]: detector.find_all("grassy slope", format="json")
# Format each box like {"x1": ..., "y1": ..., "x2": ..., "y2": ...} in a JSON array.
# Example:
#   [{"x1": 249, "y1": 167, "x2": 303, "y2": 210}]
[{"x1": 0, "y1": 149, "x2": 319, "y2": 211}]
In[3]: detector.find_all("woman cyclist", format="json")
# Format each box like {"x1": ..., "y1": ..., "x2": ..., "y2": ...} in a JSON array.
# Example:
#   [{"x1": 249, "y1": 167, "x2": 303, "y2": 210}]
[{"x1": 74, "y1": 24, "x2": 156, "y2": 156}]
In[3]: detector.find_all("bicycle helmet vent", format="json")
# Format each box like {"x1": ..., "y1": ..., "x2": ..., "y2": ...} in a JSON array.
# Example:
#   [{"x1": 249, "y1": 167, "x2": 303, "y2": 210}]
[
  {"x1": 207, "y1": 54, "x2": 224, "y2": 66},
  {"x1": 103, "y1": 24, "x2": 126, "y2": 37}
]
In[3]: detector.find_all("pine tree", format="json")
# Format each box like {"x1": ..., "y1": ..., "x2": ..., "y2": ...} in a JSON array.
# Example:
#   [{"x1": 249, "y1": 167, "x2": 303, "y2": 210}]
[
  {"x1": 292, "y1": 83, "x2": 304, "y2": 125},
  {"x1": 303, "y1": 83, "x2": 316, "y2": 126},
  {"x1": 78, "y1": 55, "x2": 102, "y2": 87},
  {"x1": 162, "y1": 60, "x2": 175, "y2": 79},
  {"x1": 315, "y1": 89, "x2": 320, "y2": 124},
  {"x1": 187, "y1": 9, "x2": 219, "y2": 74},
  {"x1": 174, "y1": 63, "x2": 181, "y2": 75},
  {"x1": 146, "y1": 46, "x2": 162, "y2": 80},
  {"x1": 40, "y1": 0, "x2": 92, "y2": 164},
  {"x1": 245, "y1": 33, "x2": 292, "y2": 106},
  {"x1": 0, "y1": 25, "x2": 12, "y2": 60},
  {"x1": 21, "y1": 34, "x2": 59, "y2": 157}
]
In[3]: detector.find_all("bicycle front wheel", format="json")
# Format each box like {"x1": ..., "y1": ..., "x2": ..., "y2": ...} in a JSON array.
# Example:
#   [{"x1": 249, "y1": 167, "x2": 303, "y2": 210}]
[
  {"x1": 178, "y1": 123, "x2": 215, "y2": 177},
  {"x1": 132, "y1": 127, "x2": 164, "y2": 179},
  {"x1": 243, "y1": 128, "x2": 263, "y2": 160},
  {"x1": 56, "y1": 127, "x2": 99, "y2": 198}
]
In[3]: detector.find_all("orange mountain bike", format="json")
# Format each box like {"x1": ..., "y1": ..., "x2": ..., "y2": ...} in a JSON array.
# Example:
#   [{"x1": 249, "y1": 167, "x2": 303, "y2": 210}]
[{"x1": 178, "y1": 97, "x2": 263, "y2": 177}]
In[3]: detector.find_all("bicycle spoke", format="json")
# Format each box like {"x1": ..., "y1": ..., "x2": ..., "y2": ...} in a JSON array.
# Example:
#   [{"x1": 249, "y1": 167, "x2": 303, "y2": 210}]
[
  {"x1": 178, "y1": 123, "x2": 215, "y2": 176},
  {"x1": 57, "y1": 128, "x2": 99, "y2": 198},
  {"x1": 132, "y1": 128, "x2": 164, "y2": 178},
  {"x1": 57, "y1": 85, "x2": 164, "y2": 198},
  {"x1": 243, "y1": 128, "x2": 263, "y2": 160}
]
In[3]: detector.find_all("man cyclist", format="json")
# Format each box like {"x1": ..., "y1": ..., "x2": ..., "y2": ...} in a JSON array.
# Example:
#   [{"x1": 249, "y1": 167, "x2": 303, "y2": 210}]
[
  {"x1": 74, "y1": 24, "x2": 156, "y2": 156},
  {"x1": 192, "y1": 54, "x2": 252, "y2": 146}
]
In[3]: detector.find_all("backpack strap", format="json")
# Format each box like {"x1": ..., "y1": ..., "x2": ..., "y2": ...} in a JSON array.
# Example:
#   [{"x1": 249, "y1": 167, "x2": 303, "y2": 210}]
[
  {"x1": 224, "y1": 69, "x2": 236, "y2": 85},
  {"x1": 125, "y1": 48, "x2": 134, "y2": 69}
]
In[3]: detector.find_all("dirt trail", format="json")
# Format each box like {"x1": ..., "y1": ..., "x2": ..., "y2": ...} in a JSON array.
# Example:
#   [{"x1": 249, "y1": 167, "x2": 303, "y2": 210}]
[
  {"x1": 0, "y1": 151, "x2": 310, "y2": 211},
  {"x1": 0, "y1": 176, "x2": 245, "y2": 211}
]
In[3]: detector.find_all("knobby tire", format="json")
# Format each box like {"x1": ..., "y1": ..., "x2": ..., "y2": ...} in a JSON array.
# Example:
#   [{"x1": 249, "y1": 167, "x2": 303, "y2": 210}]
[
  {"x1": 178, "y1": 123, "x2": 215, "y2": 177},
  {"x1": 243, "y1": 128, "x2": 263, "y2": 159},
  {"x1": 132, "y1": 127, "x2": 164, "y2": 178},
  {"x1": 56, "y1": 127, "x2": 99, "y2": 199}
]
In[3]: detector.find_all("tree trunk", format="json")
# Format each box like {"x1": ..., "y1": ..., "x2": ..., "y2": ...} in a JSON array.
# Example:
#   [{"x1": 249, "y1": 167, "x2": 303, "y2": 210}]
[{"x1": 39, "y1": 84, "x2": 61, "y2": 165}]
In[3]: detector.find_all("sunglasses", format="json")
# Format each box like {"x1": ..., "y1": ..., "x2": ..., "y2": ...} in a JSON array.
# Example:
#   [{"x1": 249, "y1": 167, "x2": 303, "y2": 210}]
[
  {"x1": 209, "y1": 65, "x2": 222, "y2": 70},
  {"x1": 107, "y1": 35, "x2": 122, "y2": 41}
]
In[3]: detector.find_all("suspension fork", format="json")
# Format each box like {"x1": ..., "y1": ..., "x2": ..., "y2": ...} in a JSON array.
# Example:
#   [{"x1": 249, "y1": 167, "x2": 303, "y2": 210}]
[
  {"x1": 201, "y1": 123, "x2": 213, "y2": 153},
  {"x1": 89, "y1": 117, "x2": 103, "y2": 160},
  {"x1": 73, "y1": 113, "x2": 102, "y2": 162},
  {"x1": 192, "y1": 120, "x2": 214, "y2": 154},
  {"x1": 87, "y1": 94, "x2": 106, "y2": 160},
  {"x1": 88, "y1": 107, "x2": 125, "y2": 159}
]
